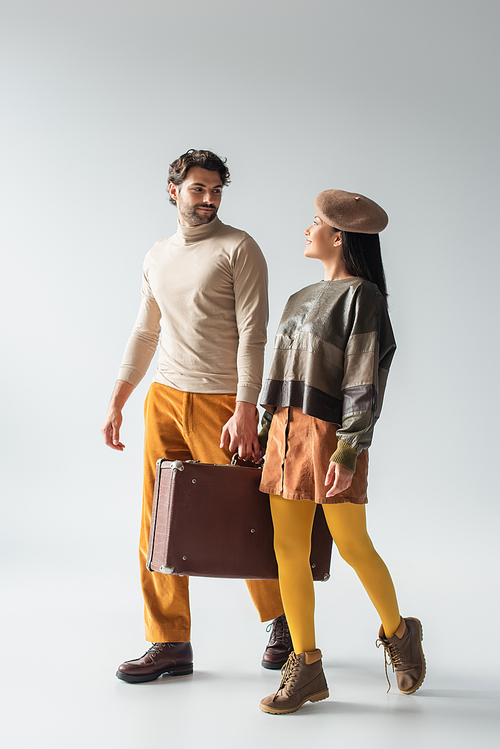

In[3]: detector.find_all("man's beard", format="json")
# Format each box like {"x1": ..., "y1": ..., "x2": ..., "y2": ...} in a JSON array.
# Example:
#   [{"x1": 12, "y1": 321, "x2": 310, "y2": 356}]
[{"x1": 179, "y1": 200, "x2": 217, "y2": 226}]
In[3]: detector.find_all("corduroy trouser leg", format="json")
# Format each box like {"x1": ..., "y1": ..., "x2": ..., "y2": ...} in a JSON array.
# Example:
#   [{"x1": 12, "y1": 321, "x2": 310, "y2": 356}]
[{"x1": 139, "y1": 383, "x2": 284, "y2": 643}]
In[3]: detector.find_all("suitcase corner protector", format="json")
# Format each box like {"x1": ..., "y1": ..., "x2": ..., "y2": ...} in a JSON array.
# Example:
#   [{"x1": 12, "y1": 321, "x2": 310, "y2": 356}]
[{"x1": 159, "y1": 565, "x2": 175, "y2": 575}]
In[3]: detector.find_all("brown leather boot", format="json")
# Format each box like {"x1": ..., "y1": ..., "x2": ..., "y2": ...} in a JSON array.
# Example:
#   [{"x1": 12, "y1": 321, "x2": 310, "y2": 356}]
[
  {"x1": 259, "y1": 649, "x2": 329, "y2": 714},
  {"x1": 376, "y1": 617, "x2": 426, "y2": 694},
  {"x1": 261, "y1": 614, "x2": 293, "y2": 670},
  {"x1": 116, "y1": 642, "x2": 193, "y2": 683}
]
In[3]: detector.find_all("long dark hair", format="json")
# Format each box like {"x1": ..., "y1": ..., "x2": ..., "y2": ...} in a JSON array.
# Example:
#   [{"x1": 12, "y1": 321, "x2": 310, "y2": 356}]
[{"x1": 334, "y1": 228, "x2": 388, "y2": 300}]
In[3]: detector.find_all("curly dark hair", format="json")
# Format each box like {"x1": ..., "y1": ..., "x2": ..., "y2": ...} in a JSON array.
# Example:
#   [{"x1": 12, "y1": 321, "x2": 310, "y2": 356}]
[{"x1": 167, "y1": 149, "x2": 231, "y2": 205}]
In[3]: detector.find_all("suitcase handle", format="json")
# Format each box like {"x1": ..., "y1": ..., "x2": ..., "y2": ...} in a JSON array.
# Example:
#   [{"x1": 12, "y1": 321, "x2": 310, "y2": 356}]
[{"x1": 230, "y1": 453, "x2": 263, "y2": 468}]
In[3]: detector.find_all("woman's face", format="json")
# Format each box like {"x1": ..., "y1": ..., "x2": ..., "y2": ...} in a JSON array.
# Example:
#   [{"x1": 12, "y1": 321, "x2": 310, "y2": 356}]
[{"x1": 304, "y1": 215, "x2": 338, "y2": 260}]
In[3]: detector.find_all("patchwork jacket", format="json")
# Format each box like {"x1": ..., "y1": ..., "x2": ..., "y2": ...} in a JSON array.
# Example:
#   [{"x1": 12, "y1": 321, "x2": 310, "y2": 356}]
[{"x1": 260, "y1": 277, "x2": 396, "y2": 472}]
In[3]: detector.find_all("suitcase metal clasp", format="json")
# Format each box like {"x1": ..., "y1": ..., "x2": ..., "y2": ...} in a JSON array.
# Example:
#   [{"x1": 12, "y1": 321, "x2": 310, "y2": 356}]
[{"x1": 170, "y1": 461, "x2": 184, "y2": 471}]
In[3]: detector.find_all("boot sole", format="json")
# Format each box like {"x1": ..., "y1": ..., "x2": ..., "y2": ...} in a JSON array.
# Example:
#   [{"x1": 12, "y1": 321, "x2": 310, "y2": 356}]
[
  {"x1": 259, "y1": 688, "x2": 330, "y2": 714},
  {"x1": 116, "y1": 664, "x2": 193, "y2": 683},
  {"x1": 261, "y1": 659, "x2": 289, "y2": 670},
  {"x1": 399, "y1": 618, "x2": 426, "y2": 695}
]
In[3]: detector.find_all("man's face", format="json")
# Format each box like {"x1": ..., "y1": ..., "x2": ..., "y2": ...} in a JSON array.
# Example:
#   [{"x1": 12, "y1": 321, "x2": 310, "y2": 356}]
[{"x1": 169, "y1": 167, "x2": 223, "y2": 227}]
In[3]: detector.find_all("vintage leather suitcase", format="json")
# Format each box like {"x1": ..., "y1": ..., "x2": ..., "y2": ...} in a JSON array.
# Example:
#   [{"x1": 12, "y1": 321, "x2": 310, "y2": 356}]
[{"x1": 147, "y1": 458, "x2": 333, "y2": 581}]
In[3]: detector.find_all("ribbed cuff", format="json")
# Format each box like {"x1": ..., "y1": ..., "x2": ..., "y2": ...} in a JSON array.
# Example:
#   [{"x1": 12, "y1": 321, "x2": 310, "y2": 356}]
[
  {"x1": 329, "y1": 440, "x2": 359, "y2": 473},
  {"x1": 236, "y1": 385, "x2": 260, "y2": 405},
  {"x1": 116, "y1": 367, "x2": 144, "y2": 388}
]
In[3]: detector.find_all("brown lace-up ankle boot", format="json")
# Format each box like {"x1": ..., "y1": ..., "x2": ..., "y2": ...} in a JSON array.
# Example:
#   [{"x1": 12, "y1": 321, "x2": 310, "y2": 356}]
[
  {"x1": 116, "y1": 642, "x2": 193, "y2": 683},
  {"x1": 259, "y1": 649, "x2": 329, "y2": 714},
  {"x1": 376, "y1": 617, "x2": 426, "y2": 694},
  {"x1": 261, "y1": 614, "x2": 293, "y2": 669}
]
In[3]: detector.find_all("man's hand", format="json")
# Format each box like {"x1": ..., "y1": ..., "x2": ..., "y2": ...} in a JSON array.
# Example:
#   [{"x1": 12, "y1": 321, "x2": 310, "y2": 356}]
[
  {"x1": 325, "y1": 461, "x2": 354, "y2": 498},
  {"x1": 220, "y1": 401, "x2": 262, "y2": 461},
  {"x1": 101, "y1": 407, "x2": 126, "y2": 451},
  {"x1": 101, "y1": 380, "x2": 135, "y2": 451}
]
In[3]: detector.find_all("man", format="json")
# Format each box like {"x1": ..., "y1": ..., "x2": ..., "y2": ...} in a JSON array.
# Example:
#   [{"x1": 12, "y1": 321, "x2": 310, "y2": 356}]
[{"x1": 101, "y1": 149, "x2": 291, "y2": 682}]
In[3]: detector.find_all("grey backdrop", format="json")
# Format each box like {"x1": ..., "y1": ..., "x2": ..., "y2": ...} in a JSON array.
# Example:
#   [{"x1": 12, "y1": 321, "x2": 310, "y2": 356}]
[{"x1": 1, "y1": 1, "x2": 499, "y2": 747}]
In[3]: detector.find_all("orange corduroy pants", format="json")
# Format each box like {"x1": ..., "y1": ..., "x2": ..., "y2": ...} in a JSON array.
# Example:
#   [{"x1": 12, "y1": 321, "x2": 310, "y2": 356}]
[{"x1": 139, "y1": 382, "x2": 284, "y2": 642}]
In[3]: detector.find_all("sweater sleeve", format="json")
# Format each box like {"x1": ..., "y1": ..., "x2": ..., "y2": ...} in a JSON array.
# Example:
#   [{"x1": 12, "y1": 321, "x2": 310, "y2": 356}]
[
  {"x1": 330, "y1": 284, "x2": 396, "y2": 472},
  {"x1": 232, "y1": 236, "x2": 269, "y2": 404},
  {"x1": 117, "y1": 258, "x2": 161, "y2": 387}
]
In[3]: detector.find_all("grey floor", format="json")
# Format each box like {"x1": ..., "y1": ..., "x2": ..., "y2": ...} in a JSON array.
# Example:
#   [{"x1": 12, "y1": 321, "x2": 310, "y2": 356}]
[{"x1": 3, "y1": 563, "x2": 499, "y2": 749}]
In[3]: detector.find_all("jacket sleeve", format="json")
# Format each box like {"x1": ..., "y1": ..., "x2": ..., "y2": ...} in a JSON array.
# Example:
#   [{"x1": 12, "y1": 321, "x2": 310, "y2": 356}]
[
  {"x1": 117, "y1": 256, "x2": 161, "y2": 387},
  {"x1": 330, "y1": 284, "x2": 396, "y2": 472}
]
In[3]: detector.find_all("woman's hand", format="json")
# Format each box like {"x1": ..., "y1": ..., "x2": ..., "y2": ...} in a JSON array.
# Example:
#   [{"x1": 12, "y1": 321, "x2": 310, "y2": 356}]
[{"x1": 325, "y1": 461, "x2": 354, "y2": 498}]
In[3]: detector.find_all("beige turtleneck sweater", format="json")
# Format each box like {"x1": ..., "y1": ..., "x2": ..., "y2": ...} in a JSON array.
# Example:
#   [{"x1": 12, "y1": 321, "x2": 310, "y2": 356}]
[{"x1": 117, "y1": 218, "x2": 269, "y2": 404}]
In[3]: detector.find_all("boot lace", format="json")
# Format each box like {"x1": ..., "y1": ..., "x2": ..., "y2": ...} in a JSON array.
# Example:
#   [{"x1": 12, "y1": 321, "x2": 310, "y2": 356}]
[
  {"x1": 273, "y1": 652, "x2": 299, "y2": 701},
  {"x1": 148, "y1": 643, "x2": 168, "y2": 660},
  {"x1": 266, "y1": 614, "x2": 290, "y2": 645},
  {"x1": 376, "y1": 637, "x2": 404, "y2": 693}
]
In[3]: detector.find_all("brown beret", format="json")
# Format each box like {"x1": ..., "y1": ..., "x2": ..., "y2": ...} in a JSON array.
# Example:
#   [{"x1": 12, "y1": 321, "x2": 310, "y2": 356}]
[{"x1": 314, "y1": 189, "x2": 388, "y2": 234}]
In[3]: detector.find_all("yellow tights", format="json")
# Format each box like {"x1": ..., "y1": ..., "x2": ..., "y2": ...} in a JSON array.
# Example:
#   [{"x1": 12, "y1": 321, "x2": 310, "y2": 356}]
[{"x1": 269, "y1": 494, "x2": 401, "y2": 654}]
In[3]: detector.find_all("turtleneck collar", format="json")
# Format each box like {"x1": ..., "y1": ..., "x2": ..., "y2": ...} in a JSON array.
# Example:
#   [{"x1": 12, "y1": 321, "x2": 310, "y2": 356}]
[{"x1": 175, "y1": 216, "x2": 223, "y2": 245}]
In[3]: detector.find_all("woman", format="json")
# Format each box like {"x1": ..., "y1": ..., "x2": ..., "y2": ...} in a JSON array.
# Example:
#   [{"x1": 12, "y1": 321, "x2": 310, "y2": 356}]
[{"x1": 258, "y1": 189, "x2": 425, "y2": 715}]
